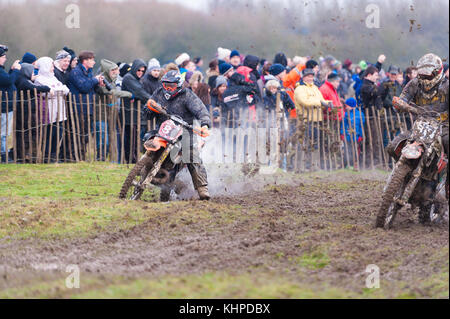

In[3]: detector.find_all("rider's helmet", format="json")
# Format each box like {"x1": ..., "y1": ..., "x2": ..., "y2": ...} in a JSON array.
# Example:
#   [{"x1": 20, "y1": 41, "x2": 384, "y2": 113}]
[
  {"x1": 161, "y1": 70, "x2": 184, "y2": 100},
  {"x1": 416, "y1": 53, "x2": 444, "y2": 91}
]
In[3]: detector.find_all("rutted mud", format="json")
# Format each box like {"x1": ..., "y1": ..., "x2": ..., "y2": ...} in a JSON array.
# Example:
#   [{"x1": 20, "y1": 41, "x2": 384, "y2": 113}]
[{"x1": 0, "y1": 171, "x2": 448, "y2": 297}]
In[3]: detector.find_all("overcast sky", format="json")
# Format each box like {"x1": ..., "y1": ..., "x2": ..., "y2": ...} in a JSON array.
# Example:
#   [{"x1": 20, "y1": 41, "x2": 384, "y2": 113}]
[{"x1": 0, "y1": 0, "x2": 354, "y2": 11}]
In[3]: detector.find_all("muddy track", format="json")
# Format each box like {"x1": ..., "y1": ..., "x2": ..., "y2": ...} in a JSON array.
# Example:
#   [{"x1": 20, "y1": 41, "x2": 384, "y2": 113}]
[{"x1": 0, "y1": 173, "x2": 448, "y2": 296}]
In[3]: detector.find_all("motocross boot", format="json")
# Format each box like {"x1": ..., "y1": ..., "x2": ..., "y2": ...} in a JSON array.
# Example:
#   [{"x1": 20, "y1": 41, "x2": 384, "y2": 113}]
[{"x1": 197, "y1": 186, "x2": 210, "y2": 201}]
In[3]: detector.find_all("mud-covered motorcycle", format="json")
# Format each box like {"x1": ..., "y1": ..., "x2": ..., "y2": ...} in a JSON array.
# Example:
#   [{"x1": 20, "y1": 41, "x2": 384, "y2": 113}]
[
  {"x1": 118, "y1": 102, "x2": 208, "y2": 201},
  {"x1": 376, "y1": 101, "x2": 448, "y2": 229}
]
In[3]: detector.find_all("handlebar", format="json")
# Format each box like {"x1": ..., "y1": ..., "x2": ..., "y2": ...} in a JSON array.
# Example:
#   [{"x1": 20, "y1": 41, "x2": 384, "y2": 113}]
[
  {"x1": 408, "y1": 102, "x2": 443, "y2": 118},
  {"x1": 393, "y1": 97, "x2": 445, "y2": 119},
  {"x1": 147, "y1": 100, "x2": 206, "y2": 136}
]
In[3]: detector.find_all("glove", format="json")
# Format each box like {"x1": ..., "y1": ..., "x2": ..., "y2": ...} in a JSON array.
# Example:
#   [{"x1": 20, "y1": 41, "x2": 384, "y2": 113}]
[
  {"x1": 146, "y1": 99, "x2": 165, "y2": 114},
  {"x1": 195, "y1": 125, "x2": 210, "y2": 138}
]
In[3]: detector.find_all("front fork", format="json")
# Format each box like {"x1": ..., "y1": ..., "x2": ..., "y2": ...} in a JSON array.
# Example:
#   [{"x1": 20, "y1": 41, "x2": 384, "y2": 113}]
[
  {"x1": 141, "y1": 146, "x2": 173, "y2": 189},
  {"x1": 395, "y1": 156, "x2": 425, "y2": 206}
]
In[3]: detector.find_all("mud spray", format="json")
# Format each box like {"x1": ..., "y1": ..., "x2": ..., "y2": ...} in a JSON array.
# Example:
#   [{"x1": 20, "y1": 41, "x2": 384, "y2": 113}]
[{"x1": 171, "y1": 108, "x2": 291, "y2": 200}]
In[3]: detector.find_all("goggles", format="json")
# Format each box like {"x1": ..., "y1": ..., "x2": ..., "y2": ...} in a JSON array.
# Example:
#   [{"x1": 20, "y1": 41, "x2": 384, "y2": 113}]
[{"x1": 162, "y1": 82, "x2": 178, "y2": 92}]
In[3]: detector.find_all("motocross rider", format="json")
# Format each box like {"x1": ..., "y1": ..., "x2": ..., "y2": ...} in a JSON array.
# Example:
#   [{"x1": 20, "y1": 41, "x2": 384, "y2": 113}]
[
  {"x1": 145, "y1": 70, "x2": 212, "y2": 200},
  {"x1": 389, "y1": 53, "x2": 449, "y2": 200}
]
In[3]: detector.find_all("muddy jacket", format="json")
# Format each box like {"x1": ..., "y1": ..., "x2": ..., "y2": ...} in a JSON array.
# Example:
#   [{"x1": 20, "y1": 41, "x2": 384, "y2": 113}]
[
  {"x1": 399, "y1": 77, "x2": 449, "y2": 115},
  {"x1": 121, "y1": 59, "x2": 152, "y2": 125},
  {"x1": 146, "y1": 86, "x2": 211, "y2": 129},
  {"x1": 387, "y1": 77, "x2": 449, "y2": 161}
]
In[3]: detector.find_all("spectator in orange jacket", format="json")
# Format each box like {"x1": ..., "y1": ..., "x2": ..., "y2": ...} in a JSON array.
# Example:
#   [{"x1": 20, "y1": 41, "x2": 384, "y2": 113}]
[
  {"x1": 319, "y1": 73, "x2": 344, "y2": 122},
  {"x1": 282, "y1": 58, "x2": 306, "y2": 118}
]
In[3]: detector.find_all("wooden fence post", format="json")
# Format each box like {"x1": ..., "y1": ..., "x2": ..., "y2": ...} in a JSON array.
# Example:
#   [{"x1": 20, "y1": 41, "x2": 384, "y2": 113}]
[
  {"x1": 68, "y1": 93, "x2": 80, "y2": 162},
  {"x1": 137, "y1": 100, "x2": 141, "y2": 163}
]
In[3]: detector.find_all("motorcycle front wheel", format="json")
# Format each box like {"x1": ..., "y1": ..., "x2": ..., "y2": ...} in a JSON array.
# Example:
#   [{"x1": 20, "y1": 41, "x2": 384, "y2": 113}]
[
  {"x1": 118, "y1": 154, "x2": 153, "y2": 200},
  {"x1": 376, "y1": 161, "x2": 411, "y2": 229}
]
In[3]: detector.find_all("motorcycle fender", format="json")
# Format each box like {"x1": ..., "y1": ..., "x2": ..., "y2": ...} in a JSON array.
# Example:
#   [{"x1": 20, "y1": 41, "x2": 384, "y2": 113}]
[
  {"x1": 394, "y1": 139, "x2": 407, "y2": 158},
  {"x1": 144, "y1": 137, "x2": 168, "y2": 152},
  {"x1": 401, "y1": 142, "x2": 423, "y2": 159}
]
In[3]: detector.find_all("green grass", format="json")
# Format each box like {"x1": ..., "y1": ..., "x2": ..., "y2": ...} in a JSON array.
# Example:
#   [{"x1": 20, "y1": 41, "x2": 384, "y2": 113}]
[
  {"x1": 0, "y1": 163, "x2": 172, "y2": 239},
  {"x1": 0, "y1": 271, "x2": 362, "y2": 299},
  {"x1": 295, "y1": 250, "x2": 330, "y2": 270},
  {"x1": 0, "y1": 163, "x2": 262, "y2": 239}
]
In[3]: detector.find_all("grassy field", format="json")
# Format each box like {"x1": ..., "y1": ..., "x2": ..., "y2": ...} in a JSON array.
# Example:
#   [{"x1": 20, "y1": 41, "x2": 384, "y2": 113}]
[{"x1": 0, "y1": 163, "x2": 448, "y2": 299}]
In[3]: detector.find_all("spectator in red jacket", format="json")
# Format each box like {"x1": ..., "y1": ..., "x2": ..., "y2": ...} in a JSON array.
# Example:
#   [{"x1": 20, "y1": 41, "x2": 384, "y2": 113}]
[{"x1": 319, "y1": 73, "x2": 344, "y2": 122}]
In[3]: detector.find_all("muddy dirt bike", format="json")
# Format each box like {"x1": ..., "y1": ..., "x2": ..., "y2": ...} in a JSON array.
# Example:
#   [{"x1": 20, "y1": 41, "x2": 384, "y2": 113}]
[
  {"x1": 118, "y1": 102, "x2": 207, "y2": 201},
  {"x1": 376, "y1": 102, "x2": 448, "y2": 229}
]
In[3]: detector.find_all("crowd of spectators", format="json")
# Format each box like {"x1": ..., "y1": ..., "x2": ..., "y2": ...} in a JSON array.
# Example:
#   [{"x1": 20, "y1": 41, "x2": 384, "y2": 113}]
[{"x1": 1, "y1": 43, "x2": 449, "y2": 166}]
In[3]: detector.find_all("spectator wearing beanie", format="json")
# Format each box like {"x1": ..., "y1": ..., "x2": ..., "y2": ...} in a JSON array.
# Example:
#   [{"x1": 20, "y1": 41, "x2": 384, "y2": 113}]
[
  {"x1": 63, "y1": 46, "x2": 77, "y2": 72},
  {"x1": 273, "y1": 52, "x2": 288, "y2": 67},
  {"x1": 319, "y1": 72, "x2": 344, "y2": 122},
  {"x1": 210, "y1": 75, "x2": 228, "y2": 127},
  {"x1": 54, "y1": 50, "x2": 71, "y2": 85},
  {"x1": 217, "y1": 47, "x2": 231, "y2": 64},
  {"x1": 175, "y1": 53, "x2": 190, "y2": 68},
  {"x1": 340, "y1": 97, "x2": 365, "y2": 168},
  {"x1": 269, "y1": 63, "x2": 287, "y2": 82},
  {"x1": 264, "y1": 79, "x2": 295, "y2": 117},
  {"x1": 21, "y1": 52, "x2": 38, "y2": 76},
  {"x1": 229, "y1": 50, "x2": 241, "y2": 69},
  {"x1": 343, "y1": 59, "x2": 352, "y2": 72},
  {"x1": 97, "y1": 59, "x2": 132, "y2": 99},
  {"x1": 142, "y1": 58, "x2": 162, "y2": 95},
  {"x1": 21, "y1": 52, "x2": 37, "y2": 65},
  {"x1": 219, "y1": 63, "x2": 234, "y2": 79},
  {"x1": 305, "y1": 59, "x2": 321, "y2": 87}
]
